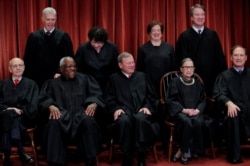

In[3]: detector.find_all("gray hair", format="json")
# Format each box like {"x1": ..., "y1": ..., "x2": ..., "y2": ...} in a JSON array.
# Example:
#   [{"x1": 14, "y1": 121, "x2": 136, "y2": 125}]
[
  {"x1": 59, "y1": 57, "x2": 74, "y2": 67},
  {"x1": 117, "y1": 52, "x2": 133, "y2": 63},
  {"x1": 180, "y1": 57, "x2": 194, "y2": 67},
  {"x1": 42, "y1": 7, "x2": 57, "y2": 17},
  {"x1": 190, "y1": 4, "x2": 205, "y2": 16}
]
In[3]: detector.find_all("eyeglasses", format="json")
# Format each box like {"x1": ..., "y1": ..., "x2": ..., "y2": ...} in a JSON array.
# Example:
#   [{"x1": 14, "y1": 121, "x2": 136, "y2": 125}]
[
  {"x1": 63, "y1": 65, "x2": 76, "y2": 68},
  {"x1": 181, "y1": 66, "x2": 195, "y2": 70},
  {"x1": 11, "y1": 64, "x2": 24, "y2": 68}
]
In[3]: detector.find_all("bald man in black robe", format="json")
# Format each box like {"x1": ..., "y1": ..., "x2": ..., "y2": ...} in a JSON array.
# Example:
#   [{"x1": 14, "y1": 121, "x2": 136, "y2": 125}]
[{"x1": 0, "y1": 58, "x2": 38, "y2": 166}]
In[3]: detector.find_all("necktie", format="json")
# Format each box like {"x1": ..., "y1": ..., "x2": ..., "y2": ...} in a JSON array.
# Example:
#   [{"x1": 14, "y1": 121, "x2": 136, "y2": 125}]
[
  {"x1": 46, "y1": 31, "x2": 51, "y2": 36},
  {"x1": 14, "y1": 79, "x2": 19, "y2": 86},
  {"x1": 198, "y1": 29, "x2": 201, "y2": 35}
]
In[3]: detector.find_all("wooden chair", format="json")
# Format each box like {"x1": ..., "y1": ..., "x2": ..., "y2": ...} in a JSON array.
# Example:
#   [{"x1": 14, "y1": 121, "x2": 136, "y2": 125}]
[
  {"x1": 159, "y1": 71, "x2": 216, "y2": 162},
  {"x1": 0, "y1": 128, "x2": 37, "y2": 166}
]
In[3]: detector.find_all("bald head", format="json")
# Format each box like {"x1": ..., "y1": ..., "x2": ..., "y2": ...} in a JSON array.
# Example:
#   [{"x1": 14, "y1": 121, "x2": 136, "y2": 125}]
[{"x1": 9, "y1": 57, "x2": 25, "y2": 77}]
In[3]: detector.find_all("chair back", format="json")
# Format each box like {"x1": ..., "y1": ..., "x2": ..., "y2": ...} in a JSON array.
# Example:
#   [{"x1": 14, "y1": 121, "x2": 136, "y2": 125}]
[{"x1": 159, "y1": 71, "x2": 205, "y2": 118}]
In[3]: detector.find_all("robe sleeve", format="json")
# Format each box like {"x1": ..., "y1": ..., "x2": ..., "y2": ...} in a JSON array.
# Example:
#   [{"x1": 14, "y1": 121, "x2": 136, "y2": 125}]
[
  {"x1": 165, "y1": 79, "x2": 184, "y2": 117},
  {"x1": 83, "y1": 75, "x2": 105, "y2": 108},
  {"x1": 213, "y1": 74, "x2": 231, "y2": 105},
  {"x1": 19, "y1": 81, "x2": 39, "y2": 119},
  {"x1": 104, "y1": 77, "x2": 123, "y2": 114},
  {"x1": 143, "y1": 75, "x2": 159, "y2": 114}
]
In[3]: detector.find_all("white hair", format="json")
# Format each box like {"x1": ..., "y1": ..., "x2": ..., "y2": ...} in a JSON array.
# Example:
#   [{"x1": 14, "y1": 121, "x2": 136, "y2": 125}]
[{"x1": 42, "y1": 7, "x2": 57, "y2": 16}]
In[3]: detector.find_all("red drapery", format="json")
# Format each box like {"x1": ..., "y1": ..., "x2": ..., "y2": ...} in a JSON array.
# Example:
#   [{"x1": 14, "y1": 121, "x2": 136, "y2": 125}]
[{"x1": 0, "y1": 0, "x2": 250, "y2": 80}]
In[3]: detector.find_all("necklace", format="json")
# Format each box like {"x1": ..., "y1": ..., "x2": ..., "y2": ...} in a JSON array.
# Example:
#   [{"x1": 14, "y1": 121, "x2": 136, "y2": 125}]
[{"x1": 179, "y1": 76, "x2": 195, "y2": 86}]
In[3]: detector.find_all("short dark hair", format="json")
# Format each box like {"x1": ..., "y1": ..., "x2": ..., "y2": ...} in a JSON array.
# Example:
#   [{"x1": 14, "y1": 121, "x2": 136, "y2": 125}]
[
  {"x1": 146, "y1": 20, "x2": 164, "y2": 34},
  {"x1": 230, "y1": 45, "x2": 248, "y2": 55},
  {"x1": 88, "y1": 27, "x2": 108, "y2": 42},
  {"x1": 190, "y1": 4, "x2": 206, "y2": 16}
]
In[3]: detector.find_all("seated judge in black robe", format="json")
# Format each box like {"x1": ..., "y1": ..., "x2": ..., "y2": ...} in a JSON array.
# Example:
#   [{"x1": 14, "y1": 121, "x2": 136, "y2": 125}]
[
  {"x1": 39, "y1": 57, "x2": 105, "y2": 166},
  {"x1": 213, "y1": 45, "x2": 250, "y2": 164},
  {"x1": 105, "y1": 52, "x2": 159, "y2": 166},
  {"x1": 166, "y1": 58, "x2": 206, "y2": 165},
  {"x1": 0, "y1": 58, "x2": 39, "y2": 166}
]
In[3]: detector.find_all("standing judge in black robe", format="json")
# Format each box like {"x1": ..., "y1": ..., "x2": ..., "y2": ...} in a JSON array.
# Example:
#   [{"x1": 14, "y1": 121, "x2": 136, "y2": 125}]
[
  {"x1": 213, "y1": 45, "x2": 250, "y2": 164},
  {"x1": 0, "y1": 58, "x2": 39, "y2": 166},
  {"x1": 166, "y1": 58, "x2": 206, "y2": 165},
  {"x1": 23, "y1": 7, "x2": 74, "y2": 89},
  {"x1": 175, "y1": 4, "x2": 227, "y2": 98},
  {"x1": 105, "y1": 52, "x2": 159, "y2": 166},
  {"x1": 75, "y1": 26, "x2": 119, "y2": 92},
  {"x1": 137, "y1": 20, "x2": 175, "y2": 96},
  {"x1": 137, "y1": 20, "x2": 175, "y2": 153},
  {"x1": 39, "y1": 57, "x2": 105, "y2": 166}
]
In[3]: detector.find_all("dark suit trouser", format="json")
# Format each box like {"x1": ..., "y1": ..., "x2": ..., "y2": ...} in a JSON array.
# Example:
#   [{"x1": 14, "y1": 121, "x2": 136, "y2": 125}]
[{"x1": 1, "y1": 117, "x2": 25, "y2": 159}]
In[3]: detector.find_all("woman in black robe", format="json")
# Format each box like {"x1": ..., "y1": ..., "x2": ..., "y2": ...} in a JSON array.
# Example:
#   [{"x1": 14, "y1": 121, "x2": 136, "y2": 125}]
[{"x1": 166, "y1": 58, "x2": 206, "y2": 165}]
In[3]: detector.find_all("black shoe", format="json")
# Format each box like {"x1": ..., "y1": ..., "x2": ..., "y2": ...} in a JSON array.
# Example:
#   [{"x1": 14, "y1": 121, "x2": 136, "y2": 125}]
[
  {"x1": 19, "y1": 153, "x2": 34, "y2": 163},
  {"x1": 172, "y1": 154, "x2": 180, "y2": 162},
  {"x1": 181, "y1": 157, "x2": 188, "y2": 165},
  {"x1": 3, "y1": 159, "x2": 11, "y2": 166},
  {"x1": 228, "y1": 158, "x2": 243, "y2": 164}
]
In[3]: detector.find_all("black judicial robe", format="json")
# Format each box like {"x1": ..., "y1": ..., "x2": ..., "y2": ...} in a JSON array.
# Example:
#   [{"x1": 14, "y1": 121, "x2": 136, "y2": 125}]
[
  {"x1": 166, "y1": 77, "x2": 206, "y2": 118},
  {"x1": 166, "y1": 76, "x2": 206, "y2": 154},
  {"x1": 105, "y1": 71, "x2": 159, "y2": 138},
  {"x1": 23, "y1": 29, "x2": 74, "y2": 89},
  {"x1": 75, "y1": 41, "x2": 119, "y2": 91},
  {"x1": 137, "y1": 41, "x2": 175, "y2": 96},
  {"x1": 176, "y1": 27, "x2": 227, "y2": 97},
  {"x1": 0, "y1": 77, "x2": 39, "y2": 131},
  {"x1": 105, "y1": 71, "x2": 159, "y2": 116},
  {"x1": 39, "y1": 72, "x2": 105, "y2": 138},
  {"x1": 213, "y1": 68, "x2": 250, "y2": 136}
]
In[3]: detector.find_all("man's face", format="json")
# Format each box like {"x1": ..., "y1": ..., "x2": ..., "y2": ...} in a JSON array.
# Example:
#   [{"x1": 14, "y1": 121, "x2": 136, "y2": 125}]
[
  {"x1": 42, "y1": 13, "x2": 56, "y2": 31},
  {"x1": 118, "y1": 56, "x2": 135, "y2": 74},
  {"x1": 9, "y1": 58, "x2": 25, "y2": 77},
  {"x1": 149, "y1": 25, "x2": 162, "y2": 41},
  {"x1": 60, "y1": 59, "x2": 76, "y2": 79},
  {"x1": 231, "y1": 47, "x2": 247, "y2": 68},
  {"x1": 191, "y1": 8, "x2": 205, "y2": 27}
]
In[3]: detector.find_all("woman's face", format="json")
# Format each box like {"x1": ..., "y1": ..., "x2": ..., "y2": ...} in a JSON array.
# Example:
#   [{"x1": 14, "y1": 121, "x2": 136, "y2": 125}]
[
  {"x1": 90, "y1": 39, "x2": 104, "y2": 52},
  {"x1": 149, "y1": 25, "x2": 162, "y2": 42},
  {"x1": 180, "y1": 60, "x2": 195, "y2": 79}
]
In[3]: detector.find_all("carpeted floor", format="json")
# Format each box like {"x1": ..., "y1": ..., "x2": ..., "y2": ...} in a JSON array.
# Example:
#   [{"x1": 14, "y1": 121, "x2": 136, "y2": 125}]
[{"x1": 1, "y1": 144, "x2": 250, "y2": 166}]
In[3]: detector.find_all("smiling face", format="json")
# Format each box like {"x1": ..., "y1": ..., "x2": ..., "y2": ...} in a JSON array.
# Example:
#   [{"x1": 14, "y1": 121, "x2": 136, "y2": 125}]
[
  {"x1": 149, "y1": 24, "x2": 162, "y2": 42},
  {"x1": 9, "y1": 58, "x2": 25, "y2": 78},
  {"x1": 231, "y1": 46, "x2": 247, "y2": 69},
  {"x1": 60, "y1": 58, "x2": 77, "y2": 79},
  {"x1": 180, "y1": 59, "x2": 195, "y2": 80},
  {"x1": 191, "y1": 8, "x2": 205, "y2": 28},
  {"x1": 90, "y1": 39, "x2": 104, "y2": 52},
  {"x1": 118, "y1": 55, "x2": 135, "y2": 75},
  {"x1": 42, "y1": 13, "x2": 56, "y2": 31}
]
